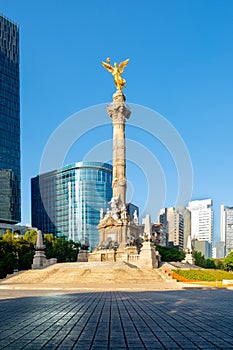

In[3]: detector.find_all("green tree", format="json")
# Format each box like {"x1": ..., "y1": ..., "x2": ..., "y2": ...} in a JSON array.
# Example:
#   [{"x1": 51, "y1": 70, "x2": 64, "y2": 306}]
[
  {"x1": 0, "y1": 230, "x2": 81, "y2": 279},
  {"x1": 0, "y1": 238, "x2": 14, "y2": 259},
  {"x1": 43, "y1": 234, "x2": 57, "y2": 258},
  {"x1": 51, "y1": 236, "x2": 79, "y2": 262},
  {"x1": 204, "y1": 258, "x2": 216, "y2": 269},
  {"x1": 19, "y1": 251, "x2": 35, "y2": 270},
  {"x1": 0, "y1": 252, "x2": 17, "y2": 276},
  {"x1": 15, "y1": 238, "x2": 34, "y2": 270},
  {"x1": 23, "y1": 230, "x2": 37, "y2": 245},
  {"x1": 43, "y1": 234, "x2": 80, "y2": 262},
  {"x1": 2, "y1": 230, "x2": 15, "y2": 243},
  {"x1": 194, "y1": 251, "x2": 217, "y2": 269},
  {"x1": 193, "y1": 251, "x2": 206, "y2": 267},
  {"x1": 0, "y1": 231, "x2": 35, "y2": 277},
  {"x1": 155, "y1": 245, "x2": 185, "y2": 262},
  {"x1": 214, "y1": 258, "x2": 225, "y2": 270},
  {"x1": 225, "y1": 251, "x2": 233, "y2": 271}
]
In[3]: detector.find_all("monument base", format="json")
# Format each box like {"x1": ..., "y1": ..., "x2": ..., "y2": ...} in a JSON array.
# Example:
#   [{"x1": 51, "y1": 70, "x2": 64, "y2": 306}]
[
  {"x1": 31, "y1": 251, "x2": 47, "y2": 269},
  {"x1": 89, "y1": 245, "x2": 139, "y2": 263},
  {"x1": 31, "y1": 251, "x2": 57, "y2": 270},
  {"x1": 137, "y1": 241, "x2": 160, "y2": 268},
  {"x1": 31, "y1": 230, "x2": 57, "y2": 269},
  {"x1": 89, "y1": 211, "x2": 161, "y2": 268},
  {"x1": 77, "y1": 250, "x2": 88, "y2": 262},
  {"x1": 89, "y1": 217, "x2": 142, "y2": 264},
  {"x1": 98, "y1": 219, "x2": 141, "y2": 247},
  {"x1": 89, "y1": 241, "x2": 160, "y2": 269}
]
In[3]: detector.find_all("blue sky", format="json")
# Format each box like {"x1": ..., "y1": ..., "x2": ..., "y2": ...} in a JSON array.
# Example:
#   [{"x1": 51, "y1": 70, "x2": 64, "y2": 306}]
[{"x1": 1, "y1": 0, "x2": 233, "y2": 241}]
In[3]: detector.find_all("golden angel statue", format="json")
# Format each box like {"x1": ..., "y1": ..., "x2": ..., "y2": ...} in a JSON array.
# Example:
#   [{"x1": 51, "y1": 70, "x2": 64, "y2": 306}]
[{"x1": 102, "y1": 58, "x2": 129, "y2": 92}]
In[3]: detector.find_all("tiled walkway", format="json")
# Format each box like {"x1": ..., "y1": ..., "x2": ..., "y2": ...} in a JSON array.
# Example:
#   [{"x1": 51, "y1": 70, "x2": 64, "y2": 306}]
[{"x1": 0, "y1": 289, "x2": 233, "y2": 349}]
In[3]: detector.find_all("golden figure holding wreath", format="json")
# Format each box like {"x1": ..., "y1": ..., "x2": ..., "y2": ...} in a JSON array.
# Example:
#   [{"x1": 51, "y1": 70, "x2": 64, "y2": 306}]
[{"x1": 102, "y1": 58, "x2": 129, "y2": 92}]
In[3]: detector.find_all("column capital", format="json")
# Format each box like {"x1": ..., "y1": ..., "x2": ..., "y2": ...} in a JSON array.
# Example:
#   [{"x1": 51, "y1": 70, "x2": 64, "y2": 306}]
[{"x1": 107, "y1": 103, "x2": 131, "y2": 123}]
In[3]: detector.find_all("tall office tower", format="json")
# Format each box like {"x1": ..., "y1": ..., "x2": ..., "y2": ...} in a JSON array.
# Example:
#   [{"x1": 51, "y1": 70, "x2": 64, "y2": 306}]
[
  {"x1": 159, "y1": 207, "x2": 184, "y2": 249},
  {"x1": 31, "y1": 170, "x2": 57, "y2": 235},
  {"x1": 0, "y1": 15, "x2": 20, "y2": 224},
  {"x1": 31, "y1": 162, "x2": 112, "y2": 250},
  {"x1": 176, "y1": 206, "x2": 191, "y2": 248},
  {"x1": 188, "y1": 199, "x2": 213, "y2": 244},
  {"x1": 220, "y1": 203, "x2": 233, "y2": 256}
]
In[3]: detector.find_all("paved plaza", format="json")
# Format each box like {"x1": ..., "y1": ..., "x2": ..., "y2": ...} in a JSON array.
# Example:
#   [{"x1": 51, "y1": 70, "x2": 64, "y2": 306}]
[{"x1": 0, "y1": 289, "x2": 233, "y2": 349}]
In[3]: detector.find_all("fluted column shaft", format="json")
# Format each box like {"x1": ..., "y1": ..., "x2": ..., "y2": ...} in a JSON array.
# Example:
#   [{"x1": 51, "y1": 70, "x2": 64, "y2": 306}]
[{"x1": 107, "y1": 92, "x2": 131, "y2": 209}]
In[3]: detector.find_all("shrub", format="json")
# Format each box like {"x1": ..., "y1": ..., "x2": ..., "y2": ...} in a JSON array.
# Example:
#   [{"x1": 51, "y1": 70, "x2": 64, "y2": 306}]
[{"x1": 155, "y1": 245, "x2": 185, "y2": 262}]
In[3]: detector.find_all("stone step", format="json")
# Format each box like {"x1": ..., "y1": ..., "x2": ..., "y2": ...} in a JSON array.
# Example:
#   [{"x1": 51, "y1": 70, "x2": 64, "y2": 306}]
[{"x1": 1, "y1": 262, "x2": 164, "y2": 285}]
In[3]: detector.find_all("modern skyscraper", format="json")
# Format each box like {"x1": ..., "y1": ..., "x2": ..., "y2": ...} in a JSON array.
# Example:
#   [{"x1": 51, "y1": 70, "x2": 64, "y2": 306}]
[
  {"x1": 176, "y1": 206, "x2": 191, "y2": 249},
  {"x1": 220, "y1": 203, "x2": 233, "y2": 256},
  {"x1": 31, "y1": 162, "x2": 112, "y2": 250},
  {"x1": 31, "y1": 170, "x2": 57, "y2": 236},
  {"x1": 0, "y1": 15, "x2": 20, "y2": 224},
  {"x1": 188, "y1": 199, "x2": 213, "y2": 244},
  {"x1": 159, "y1": 207, "x2": 184, "y2": 249}
]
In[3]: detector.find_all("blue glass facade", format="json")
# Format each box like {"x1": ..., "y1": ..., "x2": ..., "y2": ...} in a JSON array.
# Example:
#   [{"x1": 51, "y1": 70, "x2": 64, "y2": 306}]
[
  {"x1": 0, "y1": 15, "x2": 20, "y2": 223},
  {"x1": 31, "y1": 170, "x2": 57, "y2": 235},
  {"x1": 126, "y1": 202, "x2": 139, "y2": 221},
  {"x1": 31, "y1": 162, "x2": 112, "y2": 250}
]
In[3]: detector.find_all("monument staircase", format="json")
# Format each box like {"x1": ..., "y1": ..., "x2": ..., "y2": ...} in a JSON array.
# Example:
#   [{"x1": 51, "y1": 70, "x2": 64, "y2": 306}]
[{"x1": 0, "y1": 261, "x2": 181, "y2": 290}]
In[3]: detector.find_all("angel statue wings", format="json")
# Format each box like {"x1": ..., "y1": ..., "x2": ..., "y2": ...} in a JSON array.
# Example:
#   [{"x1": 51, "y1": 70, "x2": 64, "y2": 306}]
[{"x1": 102, "y1": 58, "x2": 129, "y2": 92}]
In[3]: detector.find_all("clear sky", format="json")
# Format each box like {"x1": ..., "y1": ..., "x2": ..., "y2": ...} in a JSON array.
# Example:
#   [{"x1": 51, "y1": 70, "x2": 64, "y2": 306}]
[{"x1": 1, "y1": 0, "x2": 233, "y2": 241}]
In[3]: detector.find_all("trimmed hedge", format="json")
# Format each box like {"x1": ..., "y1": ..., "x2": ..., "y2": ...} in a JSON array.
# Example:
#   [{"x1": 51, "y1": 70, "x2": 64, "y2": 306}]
[{"x1": 172, "y1": 269, "x2": 233, "y2": 282}]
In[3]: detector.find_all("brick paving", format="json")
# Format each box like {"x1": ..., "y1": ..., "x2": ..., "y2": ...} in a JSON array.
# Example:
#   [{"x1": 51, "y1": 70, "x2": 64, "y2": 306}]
[{"x1": 0, "y1": 289, "x2": 233, "y2": 349}]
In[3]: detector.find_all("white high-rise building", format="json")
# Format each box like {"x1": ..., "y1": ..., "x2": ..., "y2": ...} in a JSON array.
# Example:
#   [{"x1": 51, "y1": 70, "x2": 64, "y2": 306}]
[
  {"x1": 188, "y1": 199, "x2": 213, "y2": 244},
  {"x1": 220, "y1": 203, "x2": 233, "y2": 256}
]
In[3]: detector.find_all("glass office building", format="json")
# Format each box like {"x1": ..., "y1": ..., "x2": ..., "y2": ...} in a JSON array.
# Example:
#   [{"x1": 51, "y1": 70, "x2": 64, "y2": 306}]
[
  {"x1": 0, "y1": 15, "x2": 20, "y2": 223},
  {"x1": 31, "y1": 170, "x2": 57, "y2": 236},
  {"x1": 31, "y1": 162, "x2": 112, "y2": 250}
]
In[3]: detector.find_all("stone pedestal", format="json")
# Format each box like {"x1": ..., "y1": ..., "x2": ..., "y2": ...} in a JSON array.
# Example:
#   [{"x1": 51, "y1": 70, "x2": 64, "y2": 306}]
[
  {"x1": 31, "y1": 230, "x2": 46, "y2": 269},
  {"x1": 32, "y1": 250, "x2": 47, "y2": 269},
  {"x1": 116, "y1": 245, "x2": 138, "y2": 262},
  {"x1": 32, "y1": 230, "x2": 57, "y2": 269},
  {"x1": 137, "y1": 241, "x2": 160, "y2": 268},
  {"x1": 89, "y1": 250, "x2": 117, "y2": 262},
  {"x1": 77, "y1": 250, "x2": 88, "y2": 262}
]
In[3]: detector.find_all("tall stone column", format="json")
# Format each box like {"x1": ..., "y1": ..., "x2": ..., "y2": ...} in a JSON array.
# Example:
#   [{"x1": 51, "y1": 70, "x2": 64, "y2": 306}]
[
  {"x1": 91, "y1": 58, "x2": 142, "y2": 256},
  {"x1": 107, "y1": 91, "x2": 131, "y2": 209}
]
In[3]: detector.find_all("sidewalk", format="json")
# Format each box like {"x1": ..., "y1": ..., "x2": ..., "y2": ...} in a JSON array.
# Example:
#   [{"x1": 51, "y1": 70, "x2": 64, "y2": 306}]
[{"x1": 0, "y1": 289, "x2": 233, "y2": 349}]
